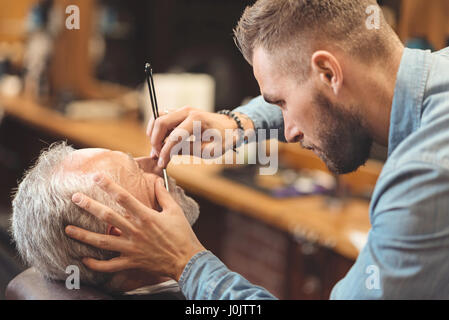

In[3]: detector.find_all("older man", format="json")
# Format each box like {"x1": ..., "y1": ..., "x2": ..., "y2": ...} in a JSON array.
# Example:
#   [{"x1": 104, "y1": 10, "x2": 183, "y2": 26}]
[{"x1": 11, "y1": 142, "x2": 199, "y2": 298}]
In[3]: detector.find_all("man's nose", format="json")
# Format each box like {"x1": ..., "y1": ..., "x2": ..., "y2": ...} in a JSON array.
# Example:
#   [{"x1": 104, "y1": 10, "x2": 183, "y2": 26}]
[
  {"x1": 284, "y1": 121, "x2": 304, "y2": 143},
  {"x1": 134, "y1": 156, "x2": 162, "y2": 175}
]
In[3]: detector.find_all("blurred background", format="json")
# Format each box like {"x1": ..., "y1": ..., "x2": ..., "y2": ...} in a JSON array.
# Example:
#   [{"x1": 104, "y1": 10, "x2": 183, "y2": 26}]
[{"x1": 0, "y1": 0, "x2": 448, "y2": 300}]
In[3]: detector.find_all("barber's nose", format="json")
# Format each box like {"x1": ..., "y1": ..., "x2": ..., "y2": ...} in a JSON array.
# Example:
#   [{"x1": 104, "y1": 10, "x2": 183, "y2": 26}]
[{"x1": 284, "y1": 121, "x2": 304, "y2": 143}]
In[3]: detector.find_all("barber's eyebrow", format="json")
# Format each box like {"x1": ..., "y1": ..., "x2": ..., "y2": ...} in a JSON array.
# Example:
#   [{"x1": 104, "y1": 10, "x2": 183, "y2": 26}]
[{"x1": 263, "y1": 94, "x2": 284, "y2": 106}]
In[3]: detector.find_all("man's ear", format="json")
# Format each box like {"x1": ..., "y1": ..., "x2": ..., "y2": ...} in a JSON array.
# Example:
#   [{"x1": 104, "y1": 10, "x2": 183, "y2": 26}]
[
  {"x1": 311, "y1": 50, "x2": 343, "y2": 96},
  {"x1": 107, "y1": 225, "x2": 122, "y2": 237},
  {"x1": 135, "y1": 156, "x2": 163, "y2": 176}
]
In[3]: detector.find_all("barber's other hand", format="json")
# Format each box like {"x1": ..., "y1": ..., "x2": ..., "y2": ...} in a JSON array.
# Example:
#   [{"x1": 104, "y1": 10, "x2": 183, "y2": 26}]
[
  {"x1": 65, "y1": 174, "x2": 206, "y2": 281},
  {"x1": 147, "y1": 106, "x2": 254, "y2": 168}
]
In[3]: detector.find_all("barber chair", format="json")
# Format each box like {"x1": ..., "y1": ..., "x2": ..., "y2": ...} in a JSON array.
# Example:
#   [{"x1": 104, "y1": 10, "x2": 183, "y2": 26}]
[
  {"x1": 5, "y1": 267, "x2": 113, "y2": 300},
  {"x1": 6, "y1": 267, "x2": 186, "y2": 300}
]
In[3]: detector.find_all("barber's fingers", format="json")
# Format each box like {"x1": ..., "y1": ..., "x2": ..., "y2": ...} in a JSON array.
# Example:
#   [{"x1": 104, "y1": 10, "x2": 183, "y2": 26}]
[
  {"x1": 154, "y1": 178, "x2": 178, "y2": 212},
  {"x1": 65, "y1": 225, "x2": 131, "y2": 253},
  {"x1": 146, "y1": 110, "x2": 172, "y2": 140},
  {"x1": 150, "y1": 106, "x2": 194, "y2": 155},
  {"x1": 82, "y1": 256, "x2": 136, "y2": 273},
  {"x1": 158, "y1": 117, "x2": 198, "y2": 168},
  {"x1": 71, "y1": 192, "x2": 137, "y2": 235},
  {"x1": 93, "y1": 174, "x2": 158, "y2": 221}
]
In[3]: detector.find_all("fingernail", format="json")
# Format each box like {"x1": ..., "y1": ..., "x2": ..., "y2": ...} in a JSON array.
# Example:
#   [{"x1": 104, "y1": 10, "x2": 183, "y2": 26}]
[
  {"x1": 65, "y1": 226, "x2": 74, "y2": 234},
  {"x1": 158, "y1": 157, "x2": 164, "y2": 168},
  {"x1": 150, "y1": 149, "x2": 156, "y2": 158},
  {"x1": 159, "y1": 178, "x2": 165, "y2": 187},
  {"x1": 72, "y1": 193, "x2": 82, "y2": 204}
]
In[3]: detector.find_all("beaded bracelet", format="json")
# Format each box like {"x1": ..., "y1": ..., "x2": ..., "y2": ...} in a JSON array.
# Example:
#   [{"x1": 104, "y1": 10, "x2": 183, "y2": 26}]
[{"x1": 217, "y1": 109, "x2": 246, "y2": 152}]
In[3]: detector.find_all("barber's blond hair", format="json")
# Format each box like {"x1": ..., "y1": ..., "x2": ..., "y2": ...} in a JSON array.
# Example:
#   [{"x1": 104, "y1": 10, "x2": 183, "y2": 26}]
[{"x1": 234, "y1": 0, "x2": 401, "y2": 80}]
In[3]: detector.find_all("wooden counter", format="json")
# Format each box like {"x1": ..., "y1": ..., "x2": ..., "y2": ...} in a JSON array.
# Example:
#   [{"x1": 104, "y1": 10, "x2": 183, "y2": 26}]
[{"x1": 0, "y1": 94, "x2": 380, "y2": 261}]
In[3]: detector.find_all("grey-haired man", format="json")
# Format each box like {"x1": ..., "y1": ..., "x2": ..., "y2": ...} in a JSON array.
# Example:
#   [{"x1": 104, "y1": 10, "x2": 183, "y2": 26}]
[{"x1": 11, "y1": 142, "x2": 199, "y2": 299}]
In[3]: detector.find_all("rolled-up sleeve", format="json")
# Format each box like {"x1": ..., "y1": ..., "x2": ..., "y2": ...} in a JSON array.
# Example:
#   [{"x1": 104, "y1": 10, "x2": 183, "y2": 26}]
[
  {"x1": 178, "y1": 250, "x2": 277, "y2": 300},
  {"x1": 233, "y1": 96, "x2": 286, "y2": 142}
]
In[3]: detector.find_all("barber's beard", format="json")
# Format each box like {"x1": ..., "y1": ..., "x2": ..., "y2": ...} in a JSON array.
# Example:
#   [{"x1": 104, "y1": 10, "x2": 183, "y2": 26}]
[{"x1": 309, "y1": 91, "x2": 373, "y2": 175}]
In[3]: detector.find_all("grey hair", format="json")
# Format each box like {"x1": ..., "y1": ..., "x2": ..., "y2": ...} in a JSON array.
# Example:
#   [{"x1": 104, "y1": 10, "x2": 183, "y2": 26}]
[{"x1": 11, "y1": 142, "x2": 200, "y2": 288}]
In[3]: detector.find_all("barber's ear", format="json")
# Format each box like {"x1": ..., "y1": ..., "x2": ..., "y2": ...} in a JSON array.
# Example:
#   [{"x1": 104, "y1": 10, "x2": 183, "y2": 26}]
[
  {"x1": 135, "y1": 156, "x2": 163, "y2": 176},
  {"x1": 311, "y1": 50, "x2": 343, "y2": 96},
  {"x1": 107, "y1": 225, "x2": 122, "y2": 237}
]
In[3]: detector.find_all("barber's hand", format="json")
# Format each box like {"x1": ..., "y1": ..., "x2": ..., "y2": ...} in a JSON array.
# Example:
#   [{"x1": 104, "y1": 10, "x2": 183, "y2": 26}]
[
  {"x1": 147, "y1": 106, "x2": 254, "y2": 168},
  {"x1": 64, "y1": 174, "x2": 206, "y2": 281}
]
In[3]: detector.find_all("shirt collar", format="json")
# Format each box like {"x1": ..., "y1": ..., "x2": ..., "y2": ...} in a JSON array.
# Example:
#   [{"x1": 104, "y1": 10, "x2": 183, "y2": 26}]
[{"x1": 388, "y1": 48, "x2": 432, "y2": 156}]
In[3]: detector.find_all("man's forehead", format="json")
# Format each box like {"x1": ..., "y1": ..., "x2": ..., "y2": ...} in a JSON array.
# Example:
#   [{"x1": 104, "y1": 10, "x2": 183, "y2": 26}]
[
  {"x1": 62, "y1": 148, "x2": 123, "y2": 173},
  {"x1": 72, "y1": 148, "x2": 109, "y2": 157},
  {"x1": 253, "y1": 47, "x2": 285, "y2": 95},
  {"x1": 252, "y1": 47, "x2": 269, "y2": 85}
]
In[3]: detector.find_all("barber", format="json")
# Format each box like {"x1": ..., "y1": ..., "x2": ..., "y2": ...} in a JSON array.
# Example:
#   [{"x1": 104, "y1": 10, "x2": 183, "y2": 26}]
[{"x1": 65, "y1": 0, "x2": 449, "y2": 299}]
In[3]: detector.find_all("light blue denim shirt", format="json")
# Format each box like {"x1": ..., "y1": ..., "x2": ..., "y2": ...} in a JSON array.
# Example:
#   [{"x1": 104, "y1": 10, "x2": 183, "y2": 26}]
[{"x1": 178, "y1": 47, "x2": 449, "y2": 299}]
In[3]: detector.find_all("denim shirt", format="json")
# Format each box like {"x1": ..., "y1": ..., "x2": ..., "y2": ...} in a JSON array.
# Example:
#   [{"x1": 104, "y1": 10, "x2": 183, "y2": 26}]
[{"x1": 178, "y1": 47, "x2": 449, "y2": 299}]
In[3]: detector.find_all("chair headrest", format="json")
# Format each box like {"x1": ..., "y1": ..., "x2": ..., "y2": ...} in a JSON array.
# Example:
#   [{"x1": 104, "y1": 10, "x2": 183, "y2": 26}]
[{"x1": 6, "y1": 267, "x2": 113, "y2": 300}]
